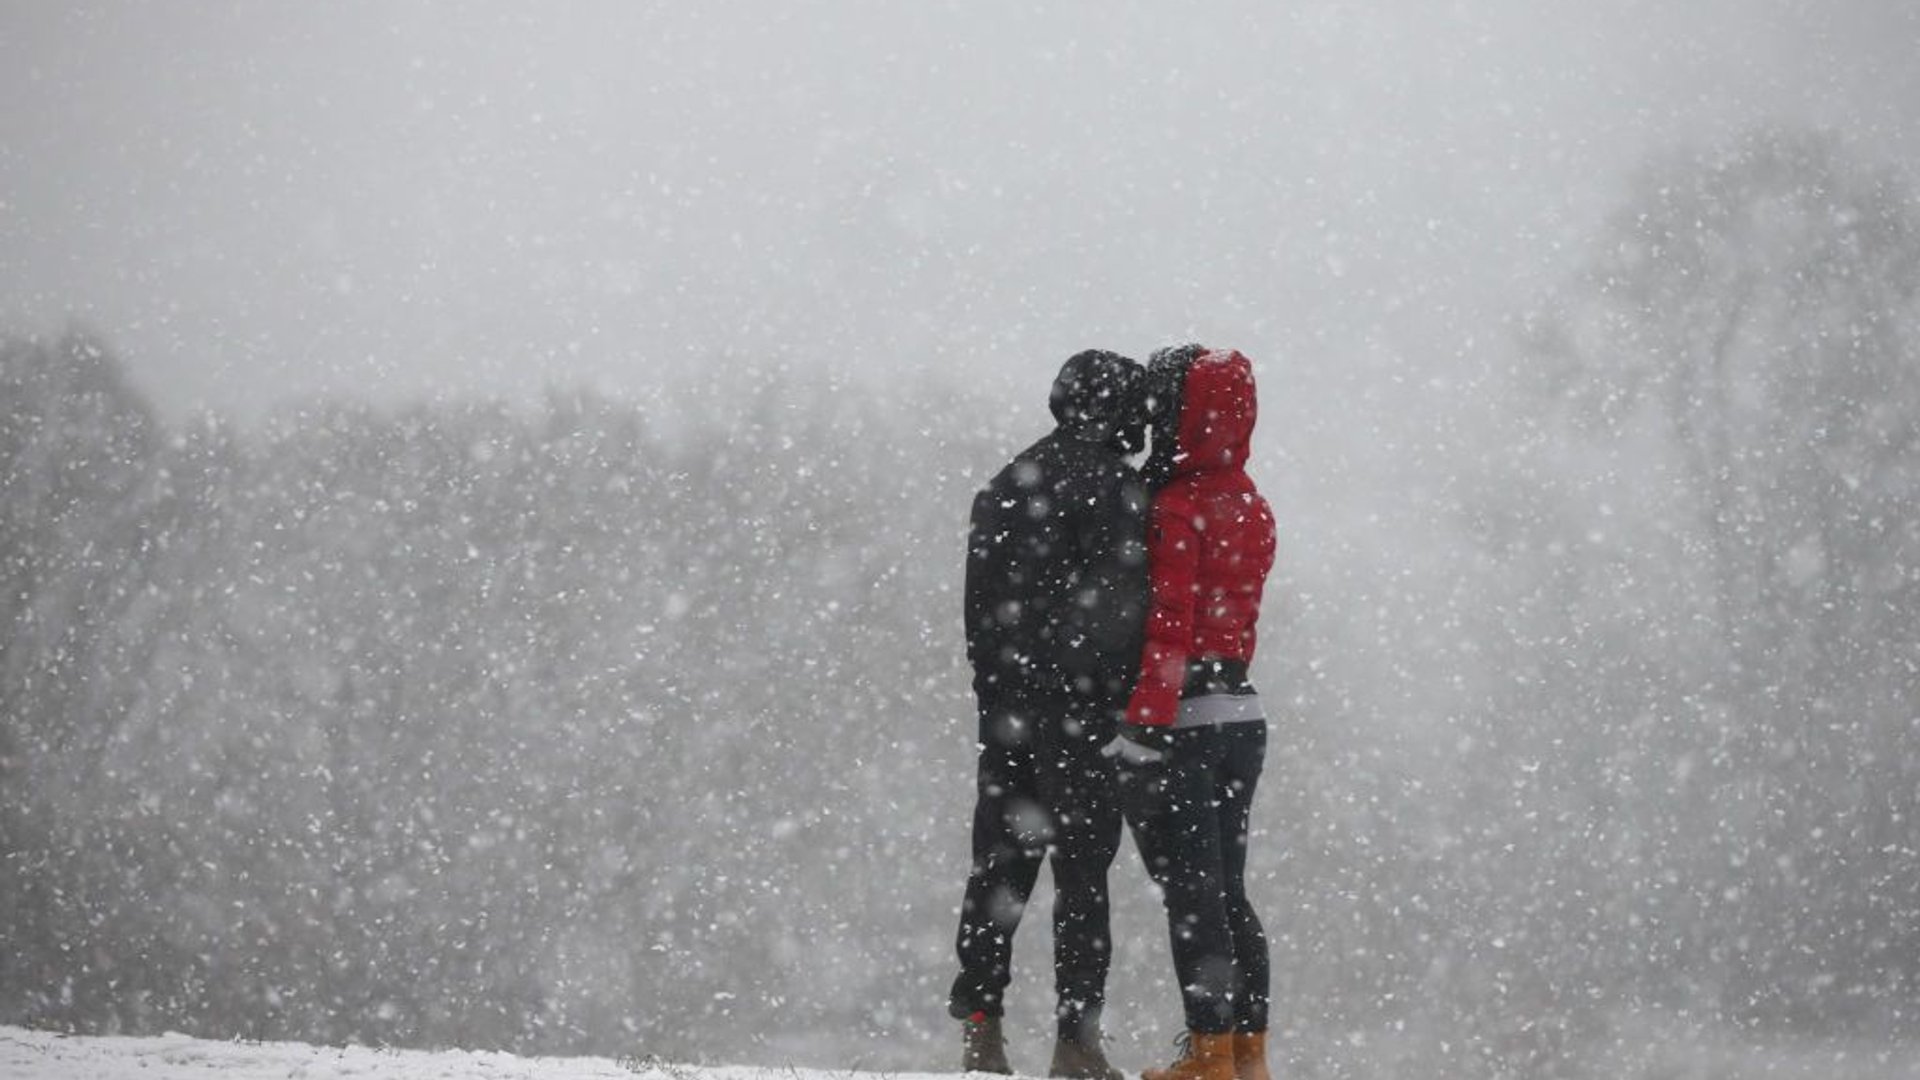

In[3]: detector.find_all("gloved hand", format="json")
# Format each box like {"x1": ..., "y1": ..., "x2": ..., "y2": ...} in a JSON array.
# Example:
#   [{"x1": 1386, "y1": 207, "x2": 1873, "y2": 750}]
[{"x1": 1101, "y1": 723, "x2": 1171, "y2": 766}]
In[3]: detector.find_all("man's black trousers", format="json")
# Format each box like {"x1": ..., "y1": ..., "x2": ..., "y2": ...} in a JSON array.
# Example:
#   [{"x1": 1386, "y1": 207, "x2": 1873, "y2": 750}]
[{"x1": 948, "y1": 701, "x2": 1123, "y2": 1041}]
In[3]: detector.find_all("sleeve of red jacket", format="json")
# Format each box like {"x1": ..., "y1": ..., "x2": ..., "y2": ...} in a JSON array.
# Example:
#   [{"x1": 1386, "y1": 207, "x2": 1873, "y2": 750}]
[{"x1": 1126, "y1": 491, "x2": 1199, "y2": 727}]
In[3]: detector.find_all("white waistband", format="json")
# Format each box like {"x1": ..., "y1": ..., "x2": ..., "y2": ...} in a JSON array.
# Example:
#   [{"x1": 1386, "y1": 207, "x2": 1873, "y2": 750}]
[{"x1": 1173, "y1": 692, "x2": 1266, "y2": 728}]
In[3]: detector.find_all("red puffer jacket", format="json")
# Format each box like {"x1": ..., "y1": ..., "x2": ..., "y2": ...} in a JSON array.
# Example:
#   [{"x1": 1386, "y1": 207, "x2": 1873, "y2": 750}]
[{"x1": 1126, "y1": 349, "x2": 1276, "y2": 727}]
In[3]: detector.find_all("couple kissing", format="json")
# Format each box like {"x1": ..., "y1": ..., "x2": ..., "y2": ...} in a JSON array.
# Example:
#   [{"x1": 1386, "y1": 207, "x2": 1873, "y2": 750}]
[{"x1": 949, "y1": 346, "x2": 1277, "y2": 1080}]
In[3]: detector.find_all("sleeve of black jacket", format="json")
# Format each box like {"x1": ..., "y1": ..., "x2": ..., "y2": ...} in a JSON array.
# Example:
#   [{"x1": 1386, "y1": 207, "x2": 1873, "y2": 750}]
[{"x1": 963, "y1": 482, "x2": 1014, "y2": 702}]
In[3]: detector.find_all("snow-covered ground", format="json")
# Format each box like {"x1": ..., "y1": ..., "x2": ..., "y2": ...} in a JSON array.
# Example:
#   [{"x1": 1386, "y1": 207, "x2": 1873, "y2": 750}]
[
  {"x1": 12, "y1": 1025, "x2": 1920, "y2": 1080},
  {"x1": 0, "y1": 1027, "x2": 944, "y2": 1080}
]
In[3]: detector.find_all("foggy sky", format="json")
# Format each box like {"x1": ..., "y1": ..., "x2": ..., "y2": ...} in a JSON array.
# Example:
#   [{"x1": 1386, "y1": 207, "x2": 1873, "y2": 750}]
[{"x1": 3, "y1": 1, "x2": 1917, "y2": 420}]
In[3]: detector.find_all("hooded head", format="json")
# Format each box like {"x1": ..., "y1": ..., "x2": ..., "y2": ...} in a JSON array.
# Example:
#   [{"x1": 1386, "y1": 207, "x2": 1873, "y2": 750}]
[
  {"x1": 1141, "y1": 345, "x2": 1258, "y2": 487},
  {"x1": 1049, "y1": 349, "x2": 1146, "y2": 452}
]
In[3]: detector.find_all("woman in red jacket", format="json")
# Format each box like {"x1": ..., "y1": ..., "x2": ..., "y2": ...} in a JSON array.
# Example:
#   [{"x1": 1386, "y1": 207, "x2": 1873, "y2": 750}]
[{"x1": 1109, "y1": 346, "x2": 1277, "y2": 1080}]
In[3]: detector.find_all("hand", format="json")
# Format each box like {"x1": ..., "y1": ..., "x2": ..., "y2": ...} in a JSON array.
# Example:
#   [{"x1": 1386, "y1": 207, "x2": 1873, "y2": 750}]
[{"x1": 1101, "y1": 724, "x2": 1170, "y2": 765}]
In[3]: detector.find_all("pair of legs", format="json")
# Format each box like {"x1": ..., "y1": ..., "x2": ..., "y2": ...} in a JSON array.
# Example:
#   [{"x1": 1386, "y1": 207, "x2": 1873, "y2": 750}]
[
  {"x1": 949, "y1": 701, "x2": 1123, "y2": 1042},
  {"x1": 1118, "y1": 721, "x2": 1269, "y2": 1035}
]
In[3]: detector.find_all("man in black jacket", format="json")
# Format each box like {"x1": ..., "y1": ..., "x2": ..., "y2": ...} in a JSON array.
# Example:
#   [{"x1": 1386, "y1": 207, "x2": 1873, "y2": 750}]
[{"x1": 949, "y1": 350, "x2": 1148, "y2": 1080}]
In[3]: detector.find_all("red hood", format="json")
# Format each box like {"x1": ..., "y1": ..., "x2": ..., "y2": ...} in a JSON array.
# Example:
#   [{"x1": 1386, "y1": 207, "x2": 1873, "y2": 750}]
[{"x1": 1172, "y1": 349, "x2": 1257, "y2": 477}]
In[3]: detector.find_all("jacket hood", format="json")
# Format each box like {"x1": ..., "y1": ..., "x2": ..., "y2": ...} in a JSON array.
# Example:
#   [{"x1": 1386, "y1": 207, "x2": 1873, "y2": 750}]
[
  {"x1": 1167, "y1": 349, "x2": 1257, "y2": 478},
  {"x1": 1049, "y1": 349, "x2": 1145, "y2": 448}
]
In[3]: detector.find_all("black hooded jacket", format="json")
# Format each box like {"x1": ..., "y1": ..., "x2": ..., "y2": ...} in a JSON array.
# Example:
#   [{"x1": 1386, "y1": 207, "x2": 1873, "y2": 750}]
[{"x1": 963, "y1": 352, "x2": 1149, "y2": 731}]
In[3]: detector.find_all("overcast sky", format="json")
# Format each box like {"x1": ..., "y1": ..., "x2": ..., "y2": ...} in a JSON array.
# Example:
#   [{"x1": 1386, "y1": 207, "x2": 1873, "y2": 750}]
[{"x1": 3, "y1": 1, "x2": 1916, "y2": 420}]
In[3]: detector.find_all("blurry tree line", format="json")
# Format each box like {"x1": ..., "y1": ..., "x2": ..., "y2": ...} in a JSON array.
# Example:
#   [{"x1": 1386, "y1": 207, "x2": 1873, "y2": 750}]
[
  {"x1": 0, "y1": 340, "x2": 1002, "y2": 1060},
  {"x1": 1430, "y1": 127, "x2": 1920, "y2": 1073},
  {"x1": 3, "y1": 126, "x2": 1919, "y2": 1079}
]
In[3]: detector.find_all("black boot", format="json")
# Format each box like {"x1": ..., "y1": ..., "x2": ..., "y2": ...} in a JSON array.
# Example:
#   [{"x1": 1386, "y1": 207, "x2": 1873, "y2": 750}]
[
  {"x1": 1049, "y1": 1011, "x2": 1122, "y2": 1080},
  {"x1": 962, "y1": 1012, "x2": 1013, "y2": 1075},
  {"x1": 1049, "y1": 1035, "x2": 1122, "y2": 1080}
]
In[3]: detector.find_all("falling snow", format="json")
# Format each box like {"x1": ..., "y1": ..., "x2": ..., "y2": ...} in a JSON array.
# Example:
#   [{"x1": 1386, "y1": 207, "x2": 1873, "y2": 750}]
[{"x1": 5, "y1": 5, "x2": 1920, "y2": 1080}]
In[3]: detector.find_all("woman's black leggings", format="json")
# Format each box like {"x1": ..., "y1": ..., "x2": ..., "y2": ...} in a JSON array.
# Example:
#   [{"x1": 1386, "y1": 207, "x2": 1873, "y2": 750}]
[
  {"x1": 1217, "y1": 722, "x2": 1270, "y2": 1032},
  {"x1": 1119, "y1": 721, "x2": 1269, "y2": 1034}
]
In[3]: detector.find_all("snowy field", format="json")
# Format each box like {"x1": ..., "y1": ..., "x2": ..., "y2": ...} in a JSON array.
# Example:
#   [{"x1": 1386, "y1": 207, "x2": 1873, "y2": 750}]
[
  {"x1": 0, "y1": 1026, "x2": 951, "y2": 1080},
  {"x1": 12, "y1": 1025, "x2": 1920, "y2": 1080}
]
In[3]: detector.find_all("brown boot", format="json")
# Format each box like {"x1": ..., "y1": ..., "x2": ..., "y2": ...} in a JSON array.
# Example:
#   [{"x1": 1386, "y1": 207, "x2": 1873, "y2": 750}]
[
  {"x1": 1231, "y1": 1031, "x2": 1271, "y2": 1080},
  {"x1": 1141, "y1": 1032, "x2": 1235, "y2": 1080},
  {"x1": 1049, "y1": 1035, "x2": 1123, "y2": 1080},
  {"x1": 961, "y1": 1012, "x2": 1013, "y2": 1075}
]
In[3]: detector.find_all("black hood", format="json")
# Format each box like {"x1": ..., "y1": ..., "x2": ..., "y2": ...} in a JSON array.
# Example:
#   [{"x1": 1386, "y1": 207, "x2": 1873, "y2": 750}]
[
  {"x1": 1140, "y1": 343, "x2": 1204, "y2": 488},
  {"x1": 1049, "y1": 349, "x2": 1145, "y2": 451}
]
